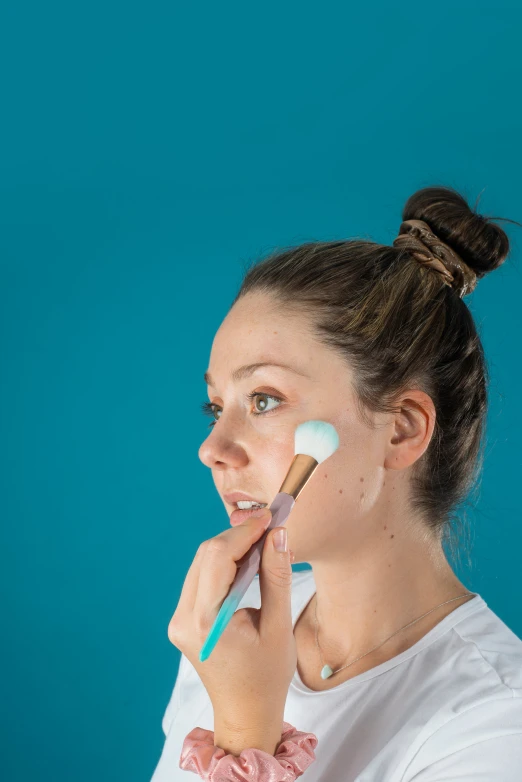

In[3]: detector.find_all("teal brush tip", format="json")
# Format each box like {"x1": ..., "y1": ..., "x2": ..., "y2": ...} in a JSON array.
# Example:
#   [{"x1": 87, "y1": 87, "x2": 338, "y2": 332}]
[{"x1": 198, "y1": 593, "x2": 241, "y2": 663}]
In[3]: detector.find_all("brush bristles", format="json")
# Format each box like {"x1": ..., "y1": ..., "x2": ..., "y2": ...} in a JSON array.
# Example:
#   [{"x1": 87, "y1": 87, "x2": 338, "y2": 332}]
[{"x1": 294, "y1": 420, "x2": 339, "y2": 463}]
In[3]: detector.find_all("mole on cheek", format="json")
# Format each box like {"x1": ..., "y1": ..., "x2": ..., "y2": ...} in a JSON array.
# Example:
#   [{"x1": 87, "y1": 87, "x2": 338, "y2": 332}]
[
  {"x1": 339, "y1": 489, "x2": 343, "y2": 494},
  {"x1": 360, "y1": 477, "x2": 364, "y2": 483},
  {"x1": 390, "y1": 534, "x2": 394, "y2": 539}
]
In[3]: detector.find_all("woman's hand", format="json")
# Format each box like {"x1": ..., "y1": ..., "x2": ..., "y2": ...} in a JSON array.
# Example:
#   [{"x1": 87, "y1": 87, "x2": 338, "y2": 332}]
[{"x1": 167, "y1": 508, "x2": 296, "y2": 741}]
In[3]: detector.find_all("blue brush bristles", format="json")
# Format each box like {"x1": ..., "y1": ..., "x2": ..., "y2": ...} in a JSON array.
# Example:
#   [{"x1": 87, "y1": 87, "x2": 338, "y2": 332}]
[{"x1": 294, "y1": 420, "x2": 339, "y2": 463}]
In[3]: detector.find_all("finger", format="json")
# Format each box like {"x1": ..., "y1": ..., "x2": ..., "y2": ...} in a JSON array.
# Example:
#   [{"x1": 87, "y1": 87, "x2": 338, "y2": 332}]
[
  {"x1": 258, "y1": 526, "x2": 293, "y2": 637},
  {"x1": 194, "y1": 509, "x2": 272, "y2": 626},
  {"x1": 171, "y1": 541, "x2": 208, "y2": 622},
  {"x1": 173, "y1": 510, "x2": 271, "y2": 622},
  {"x1": 168, "y1": 540, "x2": 210, "y2": 646}
]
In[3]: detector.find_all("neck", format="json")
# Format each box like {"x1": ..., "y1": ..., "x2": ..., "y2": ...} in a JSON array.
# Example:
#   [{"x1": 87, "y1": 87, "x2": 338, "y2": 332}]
[{"x1": 301, "y1": 517, "x2": 471, "y2": 670}]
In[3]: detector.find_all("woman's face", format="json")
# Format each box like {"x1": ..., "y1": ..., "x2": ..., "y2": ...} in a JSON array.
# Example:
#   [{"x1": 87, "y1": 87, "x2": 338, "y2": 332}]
[{"x1": 198, "y1": 291, "x2": 392, "y2": 561}]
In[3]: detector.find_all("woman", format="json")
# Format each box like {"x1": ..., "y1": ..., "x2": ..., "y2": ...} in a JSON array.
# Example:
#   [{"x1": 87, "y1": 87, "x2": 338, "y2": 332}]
[{"x1": 151, "y1": 186, "x2": 522, "y2": 781}]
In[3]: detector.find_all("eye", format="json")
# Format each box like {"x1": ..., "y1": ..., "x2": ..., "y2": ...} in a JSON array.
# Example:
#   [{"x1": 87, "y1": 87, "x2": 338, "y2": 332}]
[
  {"x1": 200, "y1": 393, "x2": 283, "y2": 428},
  {"x1": 247, "y1": 391, "x2": 282, "y2": 416},
  {"x1": 200, "y1": 401, "x2": 220, "y2": 427}
]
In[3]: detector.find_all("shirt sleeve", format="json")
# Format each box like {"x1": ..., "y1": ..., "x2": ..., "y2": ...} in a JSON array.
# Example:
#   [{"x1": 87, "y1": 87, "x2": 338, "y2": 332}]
[
  {"x1": 161, "y1": 653, "x2": 187, "y2": 737},
  {"x1": 406, "y1": 733, "x2": 522, "y2": 781},
  {"x1": 402, "y1": 696, "x2": 522, "y2": 782}
]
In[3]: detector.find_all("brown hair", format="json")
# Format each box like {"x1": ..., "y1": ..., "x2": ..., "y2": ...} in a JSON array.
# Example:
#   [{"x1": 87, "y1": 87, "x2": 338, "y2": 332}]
[{"x1": 231, "y1": 186, "x2": 520, "y2": 569}]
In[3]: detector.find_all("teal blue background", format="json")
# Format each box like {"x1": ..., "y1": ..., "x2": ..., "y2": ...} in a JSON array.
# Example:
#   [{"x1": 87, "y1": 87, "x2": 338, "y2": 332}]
[{"x1": 1, "y1": 3, "x2": 521, "y2": 781}]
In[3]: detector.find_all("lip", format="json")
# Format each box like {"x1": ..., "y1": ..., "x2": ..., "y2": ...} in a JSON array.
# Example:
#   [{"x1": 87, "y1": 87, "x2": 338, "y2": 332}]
[
  {"x1": 223, "y1": 491, "x2": 271, "y2": 526},
  {"x1": 223, "y1": 491, "x2": 268, "y2": 504}
]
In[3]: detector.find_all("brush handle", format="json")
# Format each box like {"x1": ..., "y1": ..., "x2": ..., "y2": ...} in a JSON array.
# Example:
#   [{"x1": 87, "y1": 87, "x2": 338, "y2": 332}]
[{"x1": 198, "y1": 492, "x2": 295, "y2": 662}]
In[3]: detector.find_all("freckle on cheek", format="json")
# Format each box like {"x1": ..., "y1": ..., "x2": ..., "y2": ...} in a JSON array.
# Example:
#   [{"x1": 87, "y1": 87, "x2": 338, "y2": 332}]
[
  {"x1": 360, "y1": 492, "x2": 364, "y2": 500},
  {"x1": 390, "y1": 534, "x2": 394, "y2": 539},
  {"x1": 339, "y1": 489, "x2": 343, "y2": 494},
  {"x1": 384, "y1": 525, "x2": 387, "y2": 530},
  {"x1": 360, "y1": 477, "x2": 364, "y2": 483}
]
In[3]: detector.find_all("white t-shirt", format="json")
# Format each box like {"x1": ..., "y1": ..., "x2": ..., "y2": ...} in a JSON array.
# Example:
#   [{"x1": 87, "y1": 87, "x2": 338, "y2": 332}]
[{"x1": 150, "y1": 570, "x2": 522, "y2": 781}]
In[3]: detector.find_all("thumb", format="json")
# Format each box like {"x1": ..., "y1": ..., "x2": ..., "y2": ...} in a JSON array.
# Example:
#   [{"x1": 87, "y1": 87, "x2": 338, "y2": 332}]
[{"x1": 258, "y1": 525, "x2": 293, "y2": 633}]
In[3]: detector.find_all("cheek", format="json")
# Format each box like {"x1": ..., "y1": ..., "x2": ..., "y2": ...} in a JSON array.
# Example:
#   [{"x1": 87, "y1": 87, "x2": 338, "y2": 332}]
[
  {"x1": 287, "y1": 460, "x2": 357, "y2": 518},
  {"x1": 263, "y1": 417, "x2": 371, "y2": 504},
  {"x1": 293, "y1": 444, "x2": 376, "y2": 515},
  {"x1": 262, "y1": 437, "x2": 296, "y2": 493}
]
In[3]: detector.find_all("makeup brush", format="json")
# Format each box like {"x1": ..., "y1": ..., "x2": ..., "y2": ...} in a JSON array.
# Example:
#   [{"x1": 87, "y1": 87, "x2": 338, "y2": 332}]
[{"x1": 199, "y1": 419, "x2": 340, "y2": 662}]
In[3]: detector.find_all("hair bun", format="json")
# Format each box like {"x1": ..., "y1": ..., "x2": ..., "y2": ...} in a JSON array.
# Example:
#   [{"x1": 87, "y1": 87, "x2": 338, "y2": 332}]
[{"x1": 401, "y1": 186, "x2": 512, "y2": 280}]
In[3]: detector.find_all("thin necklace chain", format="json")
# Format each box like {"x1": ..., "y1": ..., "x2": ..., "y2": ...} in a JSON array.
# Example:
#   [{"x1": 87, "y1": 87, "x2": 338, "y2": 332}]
[{"x1": 313, "y1": 591, "x2": 477, "y2": 678}]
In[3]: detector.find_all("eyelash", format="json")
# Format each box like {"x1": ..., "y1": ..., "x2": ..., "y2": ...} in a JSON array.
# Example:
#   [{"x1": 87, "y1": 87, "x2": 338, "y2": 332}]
[{"x1": 200, "y1": 391, "x2": 283, "y2": 428}]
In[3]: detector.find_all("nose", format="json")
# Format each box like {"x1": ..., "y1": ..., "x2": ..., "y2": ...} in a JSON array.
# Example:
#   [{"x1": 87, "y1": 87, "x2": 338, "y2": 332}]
[{"x1": 198, "y1": 421, "x2": 249, "y2": 471}]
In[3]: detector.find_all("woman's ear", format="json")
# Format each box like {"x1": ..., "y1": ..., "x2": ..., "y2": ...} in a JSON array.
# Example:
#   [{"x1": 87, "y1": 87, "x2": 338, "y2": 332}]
[{"x1": 383, "y1": 390, "x2": 436, "y2": 471}]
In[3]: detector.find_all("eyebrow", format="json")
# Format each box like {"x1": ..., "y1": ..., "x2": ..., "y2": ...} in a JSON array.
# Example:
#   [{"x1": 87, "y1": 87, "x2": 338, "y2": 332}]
[{"x1": 204, "y1": 362, "x2": 309, "y2": 389}]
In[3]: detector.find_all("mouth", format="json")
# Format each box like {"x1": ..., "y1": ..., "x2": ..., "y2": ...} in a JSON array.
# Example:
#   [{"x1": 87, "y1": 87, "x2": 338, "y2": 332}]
[{"x1": 223, "y1": 491, "x2": 270, "y2": 525}]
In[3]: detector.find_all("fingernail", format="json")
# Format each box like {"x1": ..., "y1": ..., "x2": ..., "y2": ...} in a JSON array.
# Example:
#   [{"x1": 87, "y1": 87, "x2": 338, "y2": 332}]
[{"x1": 273, "y1": 528, "x2": 288, "y2": 552}]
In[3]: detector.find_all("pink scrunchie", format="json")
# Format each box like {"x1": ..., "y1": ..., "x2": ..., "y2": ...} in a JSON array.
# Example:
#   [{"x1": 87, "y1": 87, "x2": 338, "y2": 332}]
[{"x1": 179, "y1": 720, "x2": 318, "y2": 781}]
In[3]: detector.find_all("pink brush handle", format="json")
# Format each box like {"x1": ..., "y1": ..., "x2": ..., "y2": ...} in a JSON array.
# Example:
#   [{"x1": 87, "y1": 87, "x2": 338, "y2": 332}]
[
  {"x1": 198, "y1": 492, "x2": 295, "y2": 662},
  {"x1": 233, "y1": 491, "x2": 295, "y2": 594}
]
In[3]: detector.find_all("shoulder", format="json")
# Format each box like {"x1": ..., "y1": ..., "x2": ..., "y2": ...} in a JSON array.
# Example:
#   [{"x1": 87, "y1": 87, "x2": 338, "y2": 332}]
[
  {"x1": 401, "y1": 599, "x2": 522, "y2": 780},
  {"x1": 400, "y1": 696, "x2": 522, "y2": 781},
  {"x1": 451, "y1": 598, "x2": 522, "y2": 696}
]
